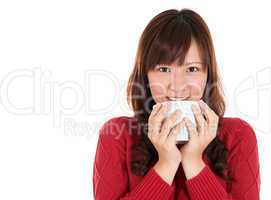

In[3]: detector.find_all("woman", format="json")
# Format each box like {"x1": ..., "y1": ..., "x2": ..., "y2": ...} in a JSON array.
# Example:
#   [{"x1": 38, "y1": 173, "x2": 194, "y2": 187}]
[{"x1": 93, "y1": 9, "x2": 260, "y2": 199}]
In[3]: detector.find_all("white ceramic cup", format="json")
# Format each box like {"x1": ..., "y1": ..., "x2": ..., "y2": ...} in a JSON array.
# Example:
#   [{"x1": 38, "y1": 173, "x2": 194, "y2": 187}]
[{"x1": 161, "y1": 100, "x2": 198, "y2": 144}]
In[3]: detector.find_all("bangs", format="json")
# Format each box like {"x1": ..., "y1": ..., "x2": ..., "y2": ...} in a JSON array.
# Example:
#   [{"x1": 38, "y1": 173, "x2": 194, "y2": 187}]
[{"x1": 143, "y1": 14, "x2": 210, "y2": 73}]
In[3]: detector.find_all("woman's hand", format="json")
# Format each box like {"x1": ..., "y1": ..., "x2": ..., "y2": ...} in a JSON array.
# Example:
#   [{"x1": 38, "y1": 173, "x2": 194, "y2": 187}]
[
  {"x1": 148, "y1": 102, "x2": 185, "y2": 167},
  {"x1": 180, "y1": 100, "x2": 219, "y2": 165}
]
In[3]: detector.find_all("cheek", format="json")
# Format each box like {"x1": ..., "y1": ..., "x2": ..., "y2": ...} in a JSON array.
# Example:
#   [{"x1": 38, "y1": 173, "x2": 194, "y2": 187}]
[
  {"x1": 148, "y1": 73, "x2": 168, "y2": 100},
  {"x1": 187, "y1": 79, "x2": 207, "y2": 95},
  {"x1": 149, "y1": 81, "x2": 167, "y2": 97}
]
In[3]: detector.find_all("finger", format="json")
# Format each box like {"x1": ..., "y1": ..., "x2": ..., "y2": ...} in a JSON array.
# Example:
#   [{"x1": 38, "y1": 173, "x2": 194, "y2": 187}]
[
  {"x1": 191, "y1": 103, "x2": 206, "y2": 135},
  {"x1": 199, "y1": 100, "x2": 219, "y2": 130},
  {"x1": 199, "y1": 100, "x2": 212, "y2": 124},
  {"x1": 159, "y1": 109, "x2": 182, "y2": 143},
  {"x1": 149, "y1": 103, "x2": 162, "y2": 121},
  {"x1": 148, "y1": 103, "x2": 169, "y2": 138},
  {"x1": 184, "y1": 117, "x2": 198, "y2": 139},
  {"x1": 148, "y1": 103, "x2": 162, "y2": 138},
  {"x1": 167, "y1": 118, "x2": 185, "y2": 145},
  {"x1": 152, "y1": 102, "x2": 169, "y2": 125}
]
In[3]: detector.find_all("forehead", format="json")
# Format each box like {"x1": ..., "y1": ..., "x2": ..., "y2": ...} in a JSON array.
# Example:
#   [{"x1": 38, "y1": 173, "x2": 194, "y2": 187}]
[
  {"x1": 164, "y1": 39, "x2": 203, "y2": 69},
  {"x1": 186, "y1": 39, "x2": 202, "y2": 60},
  {"x1": 145, "y1": 35, "x2": 208, "y2": 72},
  {"x1": 174, "y1": 39, "x2": 202, "y2": 65},
  {"x1": 168, "y1": 39, "x2": 207, "y2": 70}
]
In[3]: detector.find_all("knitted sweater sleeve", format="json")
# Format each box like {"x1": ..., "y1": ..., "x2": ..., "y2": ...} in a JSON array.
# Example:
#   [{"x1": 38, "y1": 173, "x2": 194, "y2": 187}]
[
  {"x1": 185, "y1": 118, "x2": 261, "y2": 200},
  {"x1": 93, "y1": 117, "x2": 176, "y2": 200}
]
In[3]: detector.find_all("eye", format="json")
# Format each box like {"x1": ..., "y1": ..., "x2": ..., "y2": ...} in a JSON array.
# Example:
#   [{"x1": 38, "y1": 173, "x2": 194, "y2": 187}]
[
  {"x1": 186, "y1": 66, "x2": 199, "y2": 73},
  {"x1": 157, "y1": 66, "x2": 171, "y2": 73}
]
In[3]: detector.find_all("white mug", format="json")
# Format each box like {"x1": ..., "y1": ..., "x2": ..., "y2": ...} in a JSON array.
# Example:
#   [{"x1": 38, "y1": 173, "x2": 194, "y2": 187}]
[{"x1": 161, "y1": 100, "x2": 198, "y2": 144}]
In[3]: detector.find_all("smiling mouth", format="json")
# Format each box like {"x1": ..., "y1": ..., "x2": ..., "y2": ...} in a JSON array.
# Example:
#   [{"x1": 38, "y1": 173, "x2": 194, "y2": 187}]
[{"x1": 167, "y1": 97, "x2": 188, "y2": 101}]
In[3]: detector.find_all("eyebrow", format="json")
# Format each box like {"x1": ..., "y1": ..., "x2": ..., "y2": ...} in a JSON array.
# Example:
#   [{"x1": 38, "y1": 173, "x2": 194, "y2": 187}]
[{"x1": 155, "y1": 62, "x2": 205, "y2": 68}]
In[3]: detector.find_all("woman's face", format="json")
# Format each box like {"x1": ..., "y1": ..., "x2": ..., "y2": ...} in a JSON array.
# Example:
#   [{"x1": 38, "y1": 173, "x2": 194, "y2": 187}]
[{"x1": 147, "y1": 39, "x2": 208, "y2": 103}]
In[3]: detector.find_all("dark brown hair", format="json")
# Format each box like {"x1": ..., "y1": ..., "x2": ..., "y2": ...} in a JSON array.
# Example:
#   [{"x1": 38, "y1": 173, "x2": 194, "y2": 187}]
[{"x1": 126, "y1": 9, "x2": 233, "y2": 184}]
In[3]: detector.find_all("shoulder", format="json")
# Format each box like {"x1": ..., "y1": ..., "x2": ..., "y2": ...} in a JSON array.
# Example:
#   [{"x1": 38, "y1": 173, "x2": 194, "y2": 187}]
[
  {"x1": 218, "y1": 117, "x2": 258, "y2": 152},
  {"x1": 94, "y1": 116, "x2": 139, "y2": 175},
  {"x1": 219, "y1": 117, "x2": 254, "y2": 133}
]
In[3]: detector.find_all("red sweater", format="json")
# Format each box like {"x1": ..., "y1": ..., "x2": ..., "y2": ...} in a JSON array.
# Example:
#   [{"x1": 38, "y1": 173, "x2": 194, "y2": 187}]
[{"x1": 93, "y1": 116, "x2": 260, "y2": 200}]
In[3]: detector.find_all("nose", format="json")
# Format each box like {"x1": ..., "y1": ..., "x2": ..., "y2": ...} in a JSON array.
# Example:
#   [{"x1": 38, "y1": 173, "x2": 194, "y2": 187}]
[{"x1": 167, "y1": 70, "x2": 190, "y2": 98}]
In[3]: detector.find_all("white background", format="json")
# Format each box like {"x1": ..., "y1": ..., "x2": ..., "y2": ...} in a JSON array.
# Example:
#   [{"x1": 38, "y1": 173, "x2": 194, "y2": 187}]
[{"x1": 0, "y1": 0, "x2": 270, "y2": 199}]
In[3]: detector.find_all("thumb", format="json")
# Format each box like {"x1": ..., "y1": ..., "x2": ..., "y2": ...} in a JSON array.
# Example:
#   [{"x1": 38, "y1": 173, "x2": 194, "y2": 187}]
[{"x1": 167, "y1": 118, "x2": 185, "y2": 145}]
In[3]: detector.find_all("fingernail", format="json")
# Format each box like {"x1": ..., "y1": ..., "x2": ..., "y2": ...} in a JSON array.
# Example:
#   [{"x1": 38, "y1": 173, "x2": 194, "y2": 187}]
[{"x1": 160, "y1": 103, "x2": 164, "y2": 109}]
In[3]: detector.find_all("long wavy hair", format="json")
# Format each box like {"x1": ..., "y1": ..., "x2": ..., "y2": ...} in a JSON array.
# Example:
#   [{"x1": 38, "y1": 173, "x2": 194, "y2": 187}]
[{"x1": 126, "y1": 9, "x2": 233, "y2": 184}]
